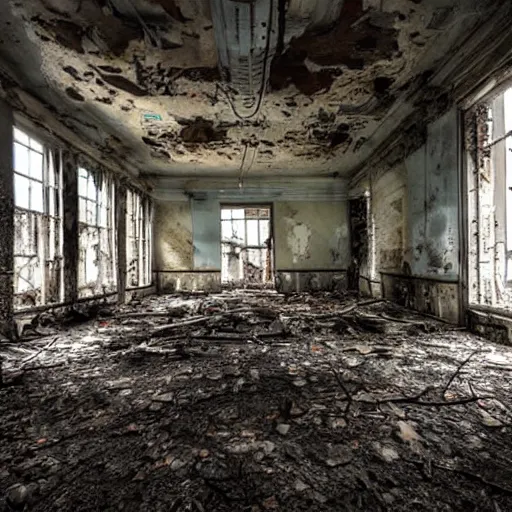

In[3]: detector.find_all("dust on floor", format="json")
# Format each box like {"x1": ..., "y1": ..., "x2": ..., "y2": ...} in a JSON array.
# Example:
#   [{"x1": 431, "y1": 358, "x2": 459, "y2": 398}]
[{"x1": 1, "y1": 291, "x2": 512, "y2": 511}]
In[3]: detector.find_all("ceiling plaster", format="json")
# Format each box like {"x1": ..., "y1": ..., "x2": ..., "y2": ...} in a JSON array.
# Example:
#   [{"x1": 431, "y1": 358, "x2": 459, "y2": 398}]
[{"x1": 0, "y1": 0, "x2": 504, "y2": 191}]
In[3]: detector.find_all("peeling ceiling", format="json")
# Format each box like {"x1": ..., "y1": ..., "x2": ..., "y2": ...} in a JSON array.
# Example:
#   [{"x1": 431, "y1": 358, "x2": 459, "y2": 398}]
[{"x1": 0, "y1": 0, "x2": 503, "y2": 186}]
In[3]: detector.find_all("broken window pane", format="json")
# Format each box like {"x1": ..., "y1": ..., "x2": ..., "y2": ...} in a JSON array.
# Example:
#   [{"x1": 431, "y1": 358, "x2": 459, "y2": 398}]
[
  {"x1": 78, "y1": 168, "x2": 116, "y2": 297},
  {"x1": 221, "y1": 206, "x2": 273, "y2": 285},
  {"x1": 126, "y1": 190, "x2": 152, "y2": 287},
  {"x1": 13, "y1": 131, "x2": 63, "y2": 309}
]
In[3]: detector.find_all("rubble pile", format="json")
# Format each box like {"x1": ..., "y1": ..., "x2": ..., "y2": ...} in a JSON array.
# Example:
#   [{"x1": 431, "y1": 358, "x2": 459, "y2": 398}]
[{"x1": 1, "y1": 290, "x2": 511, "y2": 511}]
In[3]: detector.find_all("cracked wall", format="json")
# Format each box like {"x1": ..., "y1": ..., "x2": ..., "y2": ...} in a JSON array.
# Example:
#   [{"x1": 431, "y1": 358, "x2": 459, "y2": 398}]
[
  {"x1": 153, "y1": 197, "x2": 351, "y2": 293},
  {"x1": 0, "y1": 0, "x2": 495, "y2": 180},
  {"x1": 363, "y1": 107, "x2": 461, "y2": 322},
  {"x1": 274, "y1": 201, "x2": 350, "y2": 293},
  {"x1": 153, "y1": 199, "x2": 221, "y2": 292},
  {"x1": 373, "y1": 164, "x2": 407, "y2": 273},
  {"x1": 274, "y1": 201, "x2": 350, "y2": 270}
]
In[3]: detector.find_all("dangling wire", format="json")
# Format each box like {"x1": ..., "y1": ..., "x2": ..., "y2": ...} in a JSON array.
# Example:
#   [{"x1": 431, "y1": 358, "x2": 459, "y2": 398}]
[{"x1": 217, "y1": 0, "x2": 276, "y2": 121}]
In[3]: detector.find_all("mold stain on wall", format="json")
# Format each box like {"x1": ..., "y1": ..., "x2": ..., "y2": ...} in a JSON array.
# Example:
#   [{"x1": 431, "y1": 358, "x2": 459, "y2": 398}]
[
  {"x1": 153, "y1": 201, "x2": 193, "y2": 270},
  {"x1": 284, "y1": 218, "x2": 312, "y2": 264}
]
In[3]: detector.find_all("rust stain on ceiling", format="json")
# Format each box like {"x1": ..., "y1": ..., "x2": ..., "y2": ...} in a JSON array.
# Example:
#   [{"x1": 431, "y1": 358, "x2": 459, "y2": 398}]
[{"x1": 0, "y1": 0, "x2": 502, "y2": 183}]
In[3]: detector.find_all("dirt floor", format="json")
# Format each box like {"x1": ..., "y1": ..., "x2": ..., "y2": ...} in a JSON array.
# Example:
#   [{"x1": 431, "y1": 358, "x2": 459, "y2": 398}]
[{"x1": 1, "y1": 290, "x2": 512, "y2": 511}]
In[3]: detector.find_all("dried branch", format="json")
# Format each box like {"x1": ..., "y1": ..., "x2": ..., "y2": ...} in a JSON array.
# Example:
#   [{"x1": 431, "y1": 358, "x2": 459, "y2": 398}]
[
  {"x1": 19, "y1": 336, "x2": 59, "y2": 368},
  {"x1": 382, "y1": 395, "x2": 495, "y2": 407},
  {"x1": 442, "y1": 349, "x2": 480, "y2": 398},
  {"x1": 151, "y1": 308, "x2": 258, "y2": 337},
  {"x1": 329, "y1": 363, "x2": 352, "y2": 415}
]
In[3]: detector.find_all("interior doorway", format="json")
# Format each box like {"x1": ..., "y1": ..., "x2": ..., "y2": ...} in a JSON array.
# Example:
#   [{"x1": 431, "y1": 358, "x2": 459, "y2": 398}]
[{"x1": 221, "y1": 205, "x2": 273, "y2": 287}]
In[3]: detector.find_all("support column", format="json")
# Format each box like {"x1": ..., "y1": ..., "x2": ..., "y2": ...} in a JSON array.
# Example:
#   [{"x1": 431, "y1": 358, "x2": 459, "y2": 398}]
[
  {"x1": 62, "y1": 150, "x2": 79, "y2": 303},
  {"x1": 116, "y1": 182, "x2": 127, "y2": 303},
  {"x1": 0, "y1": 100, "x2": 14, "y2": 339}
]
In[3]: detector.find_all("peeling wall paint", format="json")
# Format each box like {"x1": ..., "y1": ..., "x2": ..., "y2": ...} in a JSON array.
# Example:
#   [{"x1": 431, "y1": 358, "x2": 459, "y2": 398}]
[
  {"x1": 284, "y1": 219, "x2": 312, "y2": 264},
  {"x1": 152, "y1": 198, "x2": 222, "y2": 292},
  {"x1": 153, "y1": 200, "x2": 193, "y2": 271},
  {"x1": 406, "y1": 108, "x2": 459, "y2": 279},
  {"x1": 157, "y1": 271, "x2": 221, "y2": 293},
  {"x1": 275, "y1": 270, "x2": 347, "y2": 294},
  {"x1": 361, "y1": 107, "x2": 460, "y2": 318},
  {"x1": 274, "y1": 201, "x2": 350, "y2": 270},
  {"x1": 153, "y1": 197, "x2": 351, "y2": 292},
  {"x1": 381, "y1": 273, "x2": 460, "y2": 324},
  {"x1": 372, "y1": 163, "x2": 407, "y2": 272}
]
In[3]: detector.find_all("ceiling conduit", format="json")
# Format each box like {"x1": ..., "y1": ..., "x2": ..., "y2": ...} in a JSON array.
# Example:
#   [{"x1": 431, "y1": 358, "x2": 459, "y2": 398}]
[{"x1": 210, "y1": 0, "x2": 279, "y2": 120}]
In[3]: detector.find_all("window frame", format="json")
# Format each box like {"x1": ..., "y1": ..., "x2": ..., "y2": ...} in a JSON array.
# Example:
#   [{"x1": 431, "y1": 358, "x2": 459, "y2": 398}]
[
  {"x1": 12, "y1": 125, "x2": 64, "y2": 307},
  {"x1": 126, "y1": 188, "x2": 152, "y2": 288},
  {"x1": 78, "y1": 166, "x2": 117, "y2": 296}
]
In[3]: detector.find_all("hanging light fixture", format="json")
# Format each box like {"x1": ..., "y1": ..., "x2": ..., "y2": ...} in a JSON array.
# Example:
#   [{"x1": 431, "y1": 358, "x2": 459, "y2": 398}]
[{"x1": 210, "y1": 0, "x2": 278, "y2": 120}]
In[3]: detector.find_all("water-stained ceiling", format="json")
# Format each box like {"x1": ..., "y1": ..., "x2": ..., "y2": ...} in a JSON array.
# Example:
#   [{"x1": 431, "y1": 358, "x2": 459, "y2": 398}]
[{"x1": 0, "y1": 0, "x2": 503, "y2": 183}]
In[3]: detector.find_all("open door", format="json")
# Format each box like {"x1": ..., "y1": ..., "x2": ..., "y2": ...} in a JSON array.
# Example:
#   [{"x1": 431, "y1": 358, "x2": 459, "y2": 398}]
[{"x1": 221, "y1": 205, "x2": 273, "y2": 287}]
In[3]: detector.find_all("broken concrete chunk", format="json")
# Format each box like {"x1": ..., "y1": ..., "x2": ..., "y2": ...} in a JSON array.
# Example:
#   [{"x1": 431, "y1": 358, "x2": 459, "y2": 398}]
[
  {"x1": 233, "y1": 377, "x2": 245, "y2": 392},
  {"x1": 480, "y1": 410, "x2": 503, "y2": 428},
  {"x1": 152, "y1": 392, "x2": 175, "y2": 402},
  {"x1": 397, "y1": 421, "x2": 422, "y2": 443},
  {"x1": 326, "y1": 444, "x2": 353, "y2": 467},
  {"x1": 345, "y1": 357, "x2": 364, "y2": 368},
  {"x1": 170, "y1": 458, "x2": 186, "y2": 471},
  {"x1": 330, "y1": 417, "x2": 347, "y2": 429},
  {"x1": 464, "y1": 435, "x2": 484, "y2": 450},
  {"x1": 313, "y1": 491, "x2": 328, "y2": 504},
  {"x1": 6, "y1": 483, "x2": 29, "y2": 509},
  {"x1": 374, "y1": 442, "x2": 400, "y2": 462},
  {"x1": 276, "y1": 424, "x2": 290, "y2": 435},
  {"x1": 261, "y1": 441, "x2": 276, "y2": 455},
  {"x1": 227, "y1": 442, "x2": 257, "y2": 454},
  {"x1": 294, "y1": 479, "x2": 309, "y2": 492},
  {"x1": 106, "y1": 377, "x2": 132, "y2": 389},
  {"x1": 353, "y1": 391, "x2": 376, "y2": 403},
  {"x1": 262, "y1": 496, "x2": 279, "y2": 510},
  {"x1": 268, "y1": 318, "x2": 285, "y2": 334}
]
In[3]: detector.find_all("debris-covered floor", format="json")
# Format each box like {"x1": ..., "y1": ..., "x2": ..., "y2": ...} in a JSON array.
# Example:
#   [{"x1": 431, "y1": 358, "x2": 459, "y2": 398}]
[{"x1": 1, "y1": 291, "x2": 512, "y2": 512}]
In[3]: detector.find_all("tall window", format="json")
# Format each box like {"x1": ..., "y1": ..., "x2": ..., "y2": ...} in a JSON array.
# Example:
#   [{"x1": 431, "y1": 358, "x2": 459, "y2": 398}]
[
  {"x1": 221, "y1": 207, "x2": 271, "y2": 285},
  {"x1": 78, "y1": 167, "x2": 116, "y2": 297},
  {"x1": 13, "y1": 127, "x2": 63, "y2": 308},
  {"x1": 126, "y1": 189, "x2": 152, "y2": 287},
  {"x1": 467, "y1": 84, "x2": 512, "y2": 306}
]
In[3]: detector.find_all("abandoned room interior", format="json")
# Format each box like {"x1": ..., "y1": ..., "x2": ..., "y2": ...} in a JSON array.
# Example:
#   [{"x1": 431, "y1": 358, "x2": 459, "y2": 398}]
[{"x1": 1, "y1": 0, "x2": 512, "y2": 510}]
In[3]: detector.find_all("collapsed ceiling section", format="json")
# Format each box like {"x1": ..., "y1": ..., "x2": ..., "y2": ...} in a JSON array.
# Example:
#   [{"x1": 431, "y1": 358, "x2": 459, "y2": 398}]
[{"x1": 0, "y1": 0, "x2": 501, "y2": 182}]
